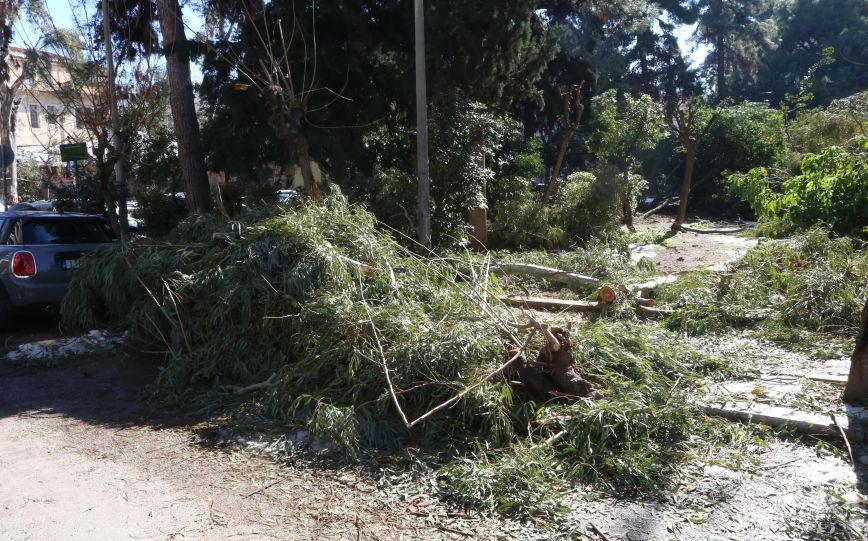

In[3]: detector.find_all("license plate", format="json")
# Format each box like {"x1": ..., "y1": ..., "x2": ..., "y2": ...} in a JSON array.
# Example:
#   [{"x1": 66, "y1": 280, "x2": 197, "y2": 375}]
[{"x1": 61, "y1": 259, "x2": 81, "y2": 270}]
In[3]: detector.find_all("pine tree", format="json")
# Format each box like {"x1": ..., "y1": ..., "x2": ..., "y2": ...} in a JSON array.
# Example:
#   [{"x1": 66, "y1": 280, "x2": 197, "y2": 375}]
[{"x1": 693, "y1": 0, "x2": 776, "y2": 101}]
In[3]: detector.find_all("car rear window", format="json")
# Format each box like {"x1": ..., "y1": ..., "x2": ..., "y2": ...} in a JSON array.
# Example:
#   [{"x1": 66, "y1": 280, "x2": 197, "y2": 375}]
[{"x1": 22, "y1": 219, "x2": 115, "y2": 245}]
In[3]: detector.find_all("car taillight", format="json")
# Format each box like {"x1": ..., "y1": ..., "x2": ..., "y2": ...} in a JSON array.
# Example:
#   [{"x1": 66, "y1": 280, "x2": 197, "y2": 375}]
[{"x1": 12, "y1": 251, "x2": 36, "y2": 278}]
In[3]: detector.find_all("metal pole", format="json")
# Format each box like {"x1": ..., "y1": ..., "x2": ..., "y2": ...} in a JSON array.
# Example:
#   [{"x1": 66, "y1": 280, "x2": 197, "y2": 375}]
[
  {"x1": 414, "y1": 0, "x2": 431, "y2": 249},
  {"x1": 101, "y1": 0, "x2": 129, "y2": 237}
]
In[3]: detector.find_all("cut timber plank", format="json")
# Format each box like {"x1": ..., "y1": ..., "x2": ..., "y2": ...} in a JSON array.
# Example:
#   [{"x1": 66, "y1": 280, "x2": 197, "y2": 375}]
[
  {"x1": 703, "y1": 401, "x2": 845, "y2": 438},
  {"x1": 499, "y1": 296, "x2": 601, "y2": 313},
  {"x1": 806, "y1": 373, "x2": 848, "y2": 386}
]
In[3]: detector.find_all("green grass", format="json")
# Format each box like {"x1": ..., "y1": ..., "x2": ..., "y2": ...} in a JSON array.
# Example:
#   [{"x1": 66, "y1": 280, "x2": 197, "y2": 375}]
[{"x1": 657, "y1": 229, "x2": 868, "y2": 336}]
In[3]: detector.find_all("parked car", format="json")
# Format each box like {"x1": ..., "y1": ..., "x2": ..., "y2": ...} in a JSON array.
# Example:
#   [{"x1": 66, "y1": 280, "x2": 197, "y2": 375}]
[{"x1": 0, "y1": 211, "x2": 116, "y2": 329}]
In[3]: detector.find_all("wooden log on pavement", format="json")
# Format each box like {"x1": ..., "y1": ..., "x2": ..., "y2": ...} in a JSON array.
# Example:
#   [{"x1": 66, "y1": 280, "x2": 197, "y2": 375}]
[{"x1": 499, "y1": 296, "x2": 601, "y2": 313}]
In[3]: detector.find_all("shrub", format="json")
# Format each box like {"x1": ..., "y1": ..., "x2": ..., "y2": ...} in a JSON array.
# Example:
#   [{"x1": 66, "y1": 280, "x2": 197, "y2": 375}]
[
  {"x1": 660, "y1": 229, "x2": 868, "y2": 335},
  {"x1": 727, "y1": 137, "x2": 868, "y2": 237},
  {"x1": 131, "y1": 186, "x2": 188, "y2": 237},
  {"x1": 490, "y1": 172, "x2": 620, "y2": 249}
]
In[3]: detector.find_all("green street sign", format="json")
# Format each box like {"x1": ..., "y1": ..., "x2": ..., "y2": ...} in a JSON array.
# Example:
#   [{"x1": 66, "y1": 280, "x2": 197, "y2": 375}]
[{"x1": 60, "y1": 143, "x2": 89, "y2": 161}]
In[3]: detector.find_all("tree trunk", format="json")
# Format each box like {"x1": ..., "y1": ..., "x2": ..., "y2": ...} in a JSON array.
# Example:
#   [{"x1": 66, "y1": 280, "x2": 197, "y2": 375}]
[
  {"x1": 843, "y1": 298, "x2": 868, "y2": 404},
  {"x1": 156, "y1": 0, "x2": 211, "y2": 215},
  {"x1": 0, "y1": 87, "x2": 16, "y2": 205},
  {"x1": 414, "y1": 0, "x2": 431, "y2": 249},
  {"x1": 293, "y1": 132, "x2": 320, "y2": 198},
  {"x1": 673, "y1": 145, "x2": 697, "y2": 228},
  {"x1": 716, "y1": 34, "x2": 728, "y2": 101},
  {"x1": 621, "y1": 168, "x2": 634, "y2": 231},
  {"x1": 541, "y1": 128, "x2": 573, "y2": 204}
]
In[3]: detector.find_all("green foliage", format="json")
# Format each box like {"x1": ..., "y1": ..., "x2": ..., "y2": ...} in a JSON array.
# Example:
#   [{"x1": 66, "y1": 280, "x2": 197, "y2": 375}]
[
  {"x1": 62, "y1": 198, "x2": 740, "y2": 518},
  {"x1": 788, "y1": 91, "x2": 868, "y2": 155},
  {"x1": 52, "y1": 172, "x2": 105, "y2": 215},
  {"x1": 589, "y1": 90, "x2": 667, "y2": 164},
  {"x1": 131, "y1": 187, "x2": 187, "y2": 237},
  {"x1": 691, "y1": 102, "x2": 787, "y2": 203},
  {"x1": 762, "y1": 0, "x2": 868, "y2": 107},
  {"x1": 405, "y1": 321, "x2": 734, "y2": 516},
  {"x1": 491, "y1": 171, "x2": 620, "y2": 249},
  {"x1": 728, "y1": 138, "x2": 868, "y2": 237},
  {"x1": 661, "y1": 229, "x2": 868, "y2": 335},
  {"x1": 15, "y1": 159, "x2": 51, "y2": 202}
]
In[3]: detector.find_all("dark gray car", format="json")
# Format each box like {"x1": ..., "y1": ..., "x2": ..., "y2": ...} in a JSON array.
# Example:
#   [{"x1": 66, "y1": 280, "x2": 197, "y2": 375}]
[{"x1": 0, "y1": 211, "x2": 116, "y2": 328}]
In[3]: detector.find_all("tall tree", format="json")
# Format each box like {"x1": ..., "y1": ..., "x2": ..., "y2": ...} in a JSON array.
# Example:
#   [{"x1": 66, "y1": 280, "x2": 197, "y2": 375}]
[
  {"x1": 155, "y1": 0, "x2": 211, "y2": 213},
  {"x1": 693, "y1": 0, "x2": 776, "y2": 101},
  {"x1": 0, "y1": 0, "x2": 29, "y2": 205},
  {"x1": 759, "y1": 0, "x2": 868, "y2": 107},
  {"x1": 588, "y1": 89, "x2": 666, "y2": 231},
  {"x1": 31, "y1": 0, "x2": 166, "y2": 235},
  {"x1": 665, "y1": 95, "x2": 719, "y2": 228}
]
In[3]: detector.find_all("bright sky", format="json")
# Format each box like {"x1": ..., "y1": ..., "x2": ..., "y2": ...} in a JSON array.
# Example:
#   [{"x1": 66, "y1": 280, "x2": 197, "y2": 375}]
[{"x1": 15, "y1": 1, "x2": 709, "y2": 83}]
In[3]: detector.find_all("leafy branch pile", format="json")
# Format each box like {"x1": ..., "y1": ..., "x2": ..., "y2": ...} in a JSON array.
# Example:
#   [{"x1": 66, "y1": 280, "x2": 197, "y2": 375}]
[
  {"x1": 660, "y1": 229, "x2": 868, "y2": 335},
  {"x1": 62, "y1": 198, "x2": 728, "y2": 515}
]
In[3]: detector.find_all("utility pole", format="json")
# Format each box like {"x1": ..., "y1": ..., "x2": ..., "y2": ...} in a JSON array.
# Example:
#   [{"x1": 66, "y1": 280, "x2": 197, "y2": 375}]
[
  {"x1": 414, "y1": 0, "x2": 431, "y2": 249},
  {"x1": 101, "y1": 0, "x2": 129, "y2": 238}
]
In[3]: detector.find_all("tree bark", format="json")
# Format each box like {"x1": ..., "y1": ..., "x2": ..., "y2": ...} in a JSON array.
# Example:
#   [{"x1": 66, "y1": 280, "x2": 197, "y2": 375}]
[
  {"x1": 621, "y1": 168, "x2": 634, "y2": 231},
  {"x1": 716, "y1": 34, "x2": 728, "y2": 101},
  {"x1": 843, "y1": 298, "x2": 868, "y2": 404},
  {"x1": 156, "y1": 0, "x2": 211, "y2": 214},
  {"x1": 541, "y1": 128, "x2": 573, "y2": 204},
  {"x1": 0, "y1": 78, "x2": 21, "y2": 205},
  {"x1": 673, "y1": 145, "x2": 697, "y2": 228}
]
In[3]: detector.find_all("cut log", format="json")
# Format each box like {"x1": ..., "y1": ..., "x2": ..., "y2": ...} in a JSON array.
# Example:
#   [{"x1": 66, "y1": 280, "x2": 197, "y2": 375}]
[
  {"x1": 626, "y1": 275, "x2": 678, "y2": 297},
  {"x1": 635, "y1": 297, "x2": 656, "y2": 307},
  {"x1": 492, "y1": 263, "x2": 601, "y2": 288},
  {"x1": 499, "y1": 296, "x2": 601, "y2": 313},
  {"x1": 598, "y1": 285, "x2": 617, "y2": 304},
  {"x1": 636, "y1": 305, "x2": 674, "y2": 318},
  {"x1": 678, "y1": 224, "x2": 749, "y2": 234},
  {"x1": 806, "y1": 373, "x2": 848, "y2": 386},
  {"x1": 702, "y1": 402, "x2": 849, "y2": 439}
]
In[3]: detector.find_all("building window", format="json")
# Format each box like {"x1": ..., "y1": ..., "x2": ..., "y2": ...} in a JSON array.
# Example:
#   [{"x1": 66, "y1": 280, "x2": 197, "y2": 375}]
[
  {"x1": 75, "y1": 108, "x2": 84, "y2": 129},
  {"x1": 29, "y1": 104, "x2": 39, "y2": 128},
  {"x1": 47, "y1": 105, "x2": 57, "y2": 128}
]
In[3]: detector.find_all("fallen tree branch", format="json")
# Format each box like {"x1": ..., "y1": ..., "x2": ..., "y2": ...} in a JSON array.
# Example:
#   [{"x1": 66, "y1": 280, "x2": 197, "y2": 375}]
[
  {"x1": 499, "y1": 296, "x2": 601, "y2": 313},
  {"x1": 228, "y1": 373, "x2": 278, "y2": 395},
  {"x1": 639, "y1": 196, "x2": 678, "y2": 220},
  {"x1": 404, "y1": 331, "x2": 536, "y2": 428},
  {"x1": 491, "y1": 263, "x2": 601, "y2": 288},
  {"x1": 830, "y1": 413, "x2": 855, "y2": 469},
  {"x1": 636, "y1": 305, "x2": 675, "y2": 319},
  {"x1": 508, "y1": 312, "x2": 560, "y2": 351},
  {"x1": 677, "y1": 224, "x2": 749, "y2": 234}
]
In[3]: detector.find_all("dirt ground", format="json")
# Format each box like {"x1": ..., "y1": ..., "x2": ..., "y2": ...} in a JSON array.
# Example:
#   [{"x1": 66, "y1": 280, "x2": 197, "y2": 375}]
[
  {"x1": 630, "y1": 214, "x2": 758, "y2": 273},
  {"x1": 0, "y1": 349, "x2": 495, "y2": 540}
]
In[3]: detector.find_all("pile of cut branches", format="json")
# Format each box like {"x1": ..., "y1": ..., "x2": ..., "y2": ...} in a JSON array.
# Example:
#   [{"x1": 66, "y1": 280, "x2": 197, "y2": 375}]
[{"x1": 62, "y1": 196, "x2": 723, "y2": 513}]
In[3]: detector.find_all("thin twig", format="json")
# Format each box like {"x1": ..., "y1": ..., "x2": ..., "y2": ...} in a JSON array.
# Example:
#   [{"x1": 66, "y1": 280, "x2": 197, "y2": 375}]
[
  {"x1": 405, "y1": 331, "x2": 535, "y2": 428},
  {"x1": 589, "y1": 522, "x2": 611, "y2": 541},
  {"x1": 241, "y1": 477, "x2": 285, "y2": 498},
  {"x1": 359, "y1": 295, "x2": 411, "y2": 428},
  {"x1": 829, "y1": 413, "x2": 855, "y2": 469}
]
